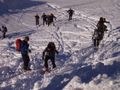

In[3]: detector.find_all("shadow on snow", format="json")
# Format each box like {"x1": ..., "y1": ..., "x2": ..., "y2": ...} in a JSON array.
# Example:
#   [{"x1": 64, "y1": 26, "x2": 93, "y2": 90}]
[
  {"x1": 7, "y1": 30, "x2": 36, "y2": 39},
  {"x1": 0, "y1": 0, "x2": 46, "y2": 15},
  {"x1": 43, "y1": 61, "x2": 120, "y2": 90}
]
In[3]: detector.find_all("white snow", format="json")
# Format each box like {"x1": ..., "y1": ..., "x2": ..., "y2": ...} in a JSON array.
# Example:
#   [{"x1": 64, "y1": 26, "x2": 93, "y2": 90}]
[{"x1": 0, "y1": 0, "x2": 120, "y2": 90}]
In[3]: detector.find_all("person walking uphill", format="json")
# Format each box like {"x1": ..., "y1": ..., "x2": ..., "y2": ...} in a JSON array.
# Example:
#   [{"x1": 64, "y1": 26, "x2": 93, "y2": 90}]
[
  {"x1": 96, "y1": 17, "x2": 109, "y2": 40},
  {"x1": 67, "y1": 8, "x2": 74, "y2": 20},
  {"x1": 35, "y1": 14, "x2": 40, "y2": 26},
  {"x1": 1, "y1": 25, "x2": 7, "y2": 39},
  {"x1": 41, "y1": 13, "x2": 47, "y2": 25},
  {"x1": 47, "y1": 13, "x2": 56, "y2": 26},
  {"x1": 92, "y1": 17, "x2": 110, "y2": 48},
  {"x1": 42, "y1": 42, "x2": 58, "y2": 71},
  {"x1": 20, "y1": 36, "x2": 31, "y2": 71}
]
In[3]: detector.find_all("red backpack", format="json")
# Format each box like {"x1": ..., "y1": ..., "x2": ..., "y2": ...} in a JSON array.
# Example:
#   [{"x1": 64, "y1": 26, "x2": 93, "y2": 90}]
[{"x1": 15, "y1": 39, "x2": 22, "y2": 51}]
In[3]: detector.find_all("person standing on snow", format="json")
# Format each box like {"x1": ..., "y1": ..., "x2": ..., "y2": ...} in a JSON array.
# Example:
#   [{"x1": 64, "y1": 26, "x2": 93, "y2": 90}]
[
  {"x1": 20, "y1": 36, "x2": 31, "y2": 71},
  {"x1": 42, "y1": 42, "x2": 58, "y2": 71},
  {"x1": 1, "y1": 25, "x2": 7, "y2": 39},
  {"x1": 47, "y1": 13, "x2": 56, "y2": 26},
  {"x1": 41, "y1": 13, "x2": 47, "y2": 25},
  {"x1": 67, "y1": 8, "x2": 74, "y2": 20},
  {"x1": 35, "y1": 14, "x2": 40, "y2": 26},
  {"x1": 96, "y1": 17, "x2": 110, "y2": 40},
  {"x1": 92, "y1": 17, "x2": 110, "y2": 48}
]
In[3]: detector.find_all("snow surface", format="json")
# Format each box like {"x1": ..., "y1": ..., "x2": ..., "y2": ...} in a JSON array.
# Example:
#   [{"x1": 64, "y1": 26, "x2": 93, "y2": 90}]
[{"x1": 0, "y1": 0, "x2": 120, "y2": 90}]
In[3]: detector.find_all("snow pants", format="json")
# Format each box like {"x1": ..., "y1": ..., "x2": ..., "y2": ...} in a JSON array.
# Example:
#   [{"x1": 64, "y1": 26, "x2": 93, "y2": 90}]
[
  {"x1": 36, "y1": 19, "x2": 39, "y2": 25},
  {"x1": 93, "y1": 39, "x2": 100, "y2": 47},
  {"x1": 44, "y1": 56, "x2": 56, "y2": 69},
  {"x1": 22, "y1": 54, "x2": 30, "y2": 70}
]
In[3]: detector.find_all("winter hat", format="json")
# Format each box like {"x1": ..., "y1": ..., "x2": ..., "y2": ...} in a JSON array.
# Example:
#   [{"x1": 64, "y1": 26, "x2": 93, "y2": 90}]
[{"x1": 24, "y1": 36, "x2": 29, "y2": 41}]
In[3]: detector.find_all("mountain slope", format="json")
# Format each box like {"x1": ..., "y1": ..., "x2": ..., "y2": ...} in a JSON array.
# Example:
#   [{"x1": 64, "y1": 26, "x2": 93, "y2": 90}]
[{"x1": 0, "y1": 0, "x2": 120, "y2": 90}]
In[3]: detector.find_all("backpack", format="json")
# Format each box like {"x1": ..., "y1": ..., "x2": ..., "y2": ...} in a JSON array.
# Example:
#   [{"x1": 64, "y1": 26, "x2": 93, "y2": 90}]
[
  {"x1": 15, "y1": 39, "x2": 22, "y2": 51},
  {"x1": 44, "y1": 42, "x2": 56, "y2": 56}
]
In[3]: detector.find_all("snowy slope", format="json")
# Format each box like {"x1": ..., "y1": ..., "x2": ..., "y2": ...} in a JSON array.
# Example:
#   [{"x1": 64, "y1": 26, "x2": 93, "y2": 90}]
[{"x1": 0, "y1": 0, "x2": 120, "y2": 90}]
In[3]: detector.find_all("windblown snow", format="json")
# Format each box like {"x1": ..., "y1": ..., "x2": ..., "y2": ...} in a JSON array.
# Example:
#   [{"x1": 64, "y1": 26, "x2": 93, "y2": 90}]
[{"x1": 0, "y1": 0, "x2": 120, "y2": 90}]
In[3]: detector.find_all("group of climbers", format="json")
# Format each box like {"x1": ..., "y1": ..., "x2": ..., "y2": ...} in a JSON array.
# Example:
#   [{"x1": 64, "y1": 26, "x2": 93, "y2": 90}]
[
  {"x1": 35, "y1": 13, "x2": 56, "y2": 26},
  {"x1": 35, "y1": 8, "x2": 74, "y2": 26},
  {"x1": 13, "y1": 8, "x2": 110, "y2": 72}
]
